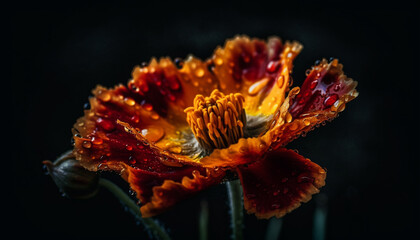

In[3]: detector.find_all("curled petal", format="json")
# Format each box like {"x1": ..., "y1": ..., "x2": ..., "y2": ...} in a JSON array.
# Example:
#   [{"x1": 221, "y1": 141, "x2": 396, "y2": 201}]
[
  {"x1": 125, "y1": 166, "x2": 225, "y2": 217},
  {"x1": 289, "y1": 58, "x2": 358, "y2": 118},
  {"x1": 271, "y1": 59, "x2": 358, "y2": 147},
  {"x1": 237, "y1": 148, "x2": 326, "y2": 219}
]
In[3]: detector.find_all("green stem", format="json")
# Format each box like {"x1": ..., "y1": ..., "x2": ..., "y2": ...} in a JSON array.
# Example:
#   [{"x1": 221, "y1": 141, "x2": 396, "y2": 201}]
[
  {"x1": 199, "y1": 201, "x2": 209, "y2": 240},
  {"x1": 99, "y1": 178, "x2": 171, "y2": 240},
  {"x1": 265, "y1": 218, "x2": 283, "y2": 240},
  {"x1": 226, "y1": 180, "x2": 244, "y2": 240}
]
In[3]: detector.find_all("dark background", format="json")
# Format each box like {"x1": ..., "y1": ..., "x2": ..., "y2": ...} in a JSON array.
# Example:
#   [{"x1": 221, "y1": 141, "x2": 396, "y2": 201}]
[{"x1": 10, "y1": 1, "x2": 419, "y2": 239}]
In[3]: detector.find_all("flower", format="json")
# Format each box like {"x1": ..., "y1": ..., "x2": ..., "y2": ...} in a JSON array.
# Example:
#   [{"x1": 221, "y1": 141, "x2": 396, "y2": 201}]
[{"x1": 72, "y1": 36, "x2": 358, "y2": 219}]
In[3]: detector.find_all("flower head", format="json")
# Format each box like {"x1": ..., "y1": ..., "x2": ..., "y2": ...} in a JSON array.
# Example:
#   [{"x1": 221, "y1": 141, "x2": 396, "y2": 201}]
[{"x1": 72, "y1": 36, "x2": 358, "y2": 219}]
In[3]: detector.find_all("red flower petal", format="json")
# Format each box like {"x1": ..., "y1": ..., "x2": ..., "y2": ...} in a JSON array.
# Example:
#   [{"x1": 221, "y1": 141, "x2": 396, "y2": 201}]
[
  {"x1": 237, "y1": 148, "x2": 326, "y2": 219},
  {"x1": 129, "y1": 57, "x2": 218, "y2": 122},
  {"x1": 125, "y1": 166, "x2": 225, "y2": 217},
  {"x1": 289, "y1": 59, "x2": 358, "y2": 118},
  {"x1": 271, "y1": 59, "x2": 358, "y2": 147},
  {"x1": 73, "y1": 85, "x2": 188, "y2": 172}
]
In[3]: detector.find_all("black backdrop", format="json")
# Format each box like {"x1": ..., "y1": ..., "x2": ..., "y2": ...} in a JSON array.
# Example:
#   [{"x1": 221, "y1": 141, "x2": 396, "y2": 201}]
[{"x1": 10, "y1": 1, "x2": 419, "y2": 239}]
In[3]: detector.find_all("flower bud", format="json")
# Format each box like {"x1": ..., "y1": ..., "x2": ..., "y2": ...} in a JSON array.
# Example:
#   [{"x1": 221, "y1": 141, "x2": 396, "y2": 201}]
[{"x1": 43, "y1": 150, "x2": 99, "y2": 199}]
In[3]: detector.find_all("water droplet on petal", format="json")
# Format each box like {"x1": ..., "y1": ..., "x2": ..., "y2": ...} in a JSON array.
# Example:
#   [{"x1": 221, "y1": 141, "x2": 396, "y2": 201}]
[
  {"x1": 97, "y1": 118, "x2": 115, "y2": 131},
  {"x1": 150, "y1": 113, "x2": 160, "y2": 120},
  {"x1": 195, "y1": 68, "x2": 205, "y2": 78},
  {"x1": 266, "y1": 61, "x2": 280, "y2": 73},
  {"x1": 215, "y1": 58, "x2": 223, "y2": 65},
  {"x1": 91, "y1": 137, "x2": 103, "y2": 145},
  {"x1": 285, "y1": 112, "x2": 293, "y2": 123},
  {"x1": 310, "y1": 80, "x2": 318, "y2": 90},
  {"x1": 82, "y1": 141, "x2": 92, "y2": 148},
  {"x1": 97, "y1": 91, "x2": 111, "y2": 102},
  {"x1": 141, "y1": 126, "x2": 165, "y2": 142},
  {"x1": 324, "y1": 94, "x2": 339, "y2": 108},
  {"x1": 248, "y1": 77, "x2": 270, "y2": 96},
  {"x1": 128, "y1": 156, "x2": 136, "y2": 164},
  {"x1": 124, "y1": 98, "x2": 136, "y2": 106},
  {"x1": 303, "y1": 118, "x2": 311, "y2": 126},
  {"x1": 142, "y1": 103, "x2": 153, "y2": 111}
]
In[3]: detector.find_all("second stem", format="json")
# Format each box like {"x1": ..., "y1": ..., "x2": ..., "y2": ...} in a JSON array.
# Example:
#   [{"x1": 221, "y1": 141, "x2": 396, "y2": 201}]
[{"x1": 226, "y1": 180, "x2": 243, "y2": 240}]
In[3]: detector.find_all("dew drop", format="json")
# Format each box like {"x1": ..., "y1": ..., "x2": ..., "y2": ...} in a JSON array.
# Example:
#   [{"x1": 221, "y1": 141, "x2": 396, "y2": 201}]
[
  {"x1": 91, "y1": 137, "x2": 103, "y2": 145},
  {"x1": 303, "y1": 118, "x2": 311, "y2": 126},
  {"x1": 285, "y1": 112, "x2": 293, "y2": 123},
  {"x1": 97, "y1": 118, "x2": 115, "y2": 131},
  {"x1": 324, "y1": 94, "x2": 339, "y2": 108},
  {"x1": 124, "y1": 98, "x2": 136, "y2": 106},
  {"x1": 142, "y1": 102, "x2": 153, "y2": 111},
  {"x1": 195, "y1": 68, "x2": 205, "y2": 78},
  {"x1": 266, "y1": 61, "x2": 280, "y2": 73},
  {"x1": 128, "y1": 156, "x2": 136, "y2": 164},
  {"x1": 82, "y1": 141, "x2": 92, "y2": 149},
  {"x1": 215, "y1": 58, "x2": 223, "y2": 65},
  {"x1": 136, "y1": 142, "x2": 144, "y2": 149},
  {"x1": 131, "y1": 115, "x2": 140, "y2": 123},
  {"x1": 310, "y1": 80, "x2": 318, "y2": 90},
  {"x1": 97, "y1": 91, "x2": 111, "y2": 102},
  {"x1": 150, "y1": 113, "x2": 160, "y2": 120},
  {"x1": 126, "y1": 144, "x2": 133, "y2": 151},
  {"x1": 141, "y1": 126, "x2": 165, "y2": 142},
  {"x1": 283, "y1": 188, "x2": 289, "y2": 194},
  {"x1": 281, "y1": 177, "x2": 288, "y2": 183},
  {"x1": 248, "y1": 77, "x2": 270, "y2": 96}
]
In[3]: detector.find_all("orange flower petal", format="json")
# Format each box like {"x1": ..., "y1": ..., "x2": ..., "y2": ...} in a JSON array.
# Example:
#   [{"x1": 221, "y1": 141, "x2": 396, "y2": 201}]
[
  {"x1": 212, "y1": 36, "x2": 302, "y2": 116},
  {"x1": 125, "y1": 165, "x2": 225, "y2": 217},
  {"x1": 129, "y1": 57, "x2": 218, "y2": 123},
  {"x1": 237, "y1": 148, "x2": 326, "y2": 219},
  {"x1": 271, "y1": 59, "x2": 358, "y2": 147},
  {"x1": 72, "y1": 84, "x2": 186, "y2": 172}
]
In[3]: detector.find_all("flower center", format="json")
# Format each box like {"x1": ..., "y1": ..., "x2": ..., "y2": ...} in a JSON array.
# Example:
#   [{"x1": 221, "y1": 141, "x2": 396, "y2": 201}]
[{"x1": 184, "y1": 90, "x2": 246, "y2": 152}]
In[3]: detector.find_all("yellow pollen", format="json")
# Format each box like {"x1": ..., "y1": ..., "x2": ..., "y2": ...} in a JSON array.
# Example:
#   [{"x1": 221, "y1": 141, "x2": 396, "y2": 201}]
[{"x1": 185, "y1": 89, "x2": 246, "y2": 152}]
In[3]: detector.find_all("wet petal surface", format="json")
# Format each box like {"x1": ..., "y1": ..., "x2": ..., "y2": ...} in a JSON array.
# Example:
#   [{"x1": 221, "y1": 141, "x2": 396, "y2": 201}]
[{"x1": 237, "y1": 148, "x2": 326, "y2": 219}]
